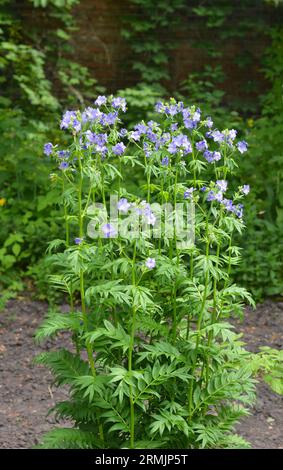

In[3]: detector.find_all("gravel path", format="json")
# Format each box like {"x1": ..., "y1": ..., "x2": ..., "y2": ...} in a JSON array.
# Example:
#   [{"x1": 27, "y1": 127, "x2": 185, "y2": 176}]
[{"x1": 0, "y1": 297, "x2": 282, "y2": 448}]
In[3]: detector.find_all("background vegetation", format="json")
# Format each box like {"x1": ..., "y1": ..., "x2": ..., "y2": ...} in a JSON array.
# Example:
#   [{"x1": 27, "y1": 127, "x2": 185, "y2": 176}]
[{"x1": 0, "y1": 0, "x2": 283, "y2": 305}]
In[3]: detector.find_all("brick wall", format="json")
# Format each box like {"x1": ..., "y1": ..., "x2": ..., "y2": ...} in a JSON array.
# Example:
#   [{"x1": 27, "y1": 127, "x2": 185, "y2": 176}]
[
  {"x1": 22, "y1": 1, "x2": 278, "y2": 102},
  {"x1": 70, "y1": 0, "x2": 274, "y2": 104},
  {"x1": 71, "y1": 0, "x2": 137, "y2": 91}
]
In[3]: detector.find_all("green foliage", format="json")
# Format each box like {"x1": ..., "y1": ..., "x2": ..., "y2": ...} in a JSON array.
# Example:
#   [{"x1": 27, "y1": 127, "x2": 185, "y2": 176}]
[
  {"x1": 0, "y1": 108, "x2": 62, "y2": 298},
  {"x1": 34, "y1": 96, "x2": 282, "y2": 450},
  {"x1": 35, "y1": 428, "x2": 102, "y2": 449},
  {"x1": 1, "y1": 0, "x2": 283, "y2": 306},
  {"x1": 248, "y1": 347, "x2": 283, "y2": 395},
  {"x1": 265, "y1": 0, "x2": 283, "y2": 5},
  {"x1": 0, "y1": 42, "x2": 59, "y2": 110},
  {"x1": 234, "y1": 27, "x2": 283, "y2": 299},
  {"x1": 121, "y1": 0, "x2": 185, "y2": 83},
  {"x1": 35, "y1": 310, "x2": 83, "y2": 342},
  {"x1": 0, "y1": 0, "x2": 101, "y2": 303},
  {"x1": 31, "y1": 0, "x2": 79, "y2": 7},
  {"x1": 118, "y1": 83, "x2": 165, "y2": 126}
]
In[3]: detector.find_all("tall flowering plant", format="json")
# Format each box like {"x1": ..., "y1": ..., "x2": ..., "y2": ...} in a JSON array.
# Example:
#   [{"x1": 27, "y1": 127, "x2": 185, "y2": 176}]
[{"x1": 36, "y1": 96, "x2": 260, "y2": 449}]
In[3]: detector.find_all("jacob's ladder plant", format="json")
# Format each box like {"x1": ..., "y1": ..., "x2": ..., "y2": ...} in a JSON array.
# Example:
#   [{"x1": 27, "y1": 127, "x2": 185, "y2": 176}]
[{"x1": 35, "y1": 95, "x2": 279, "y2": 449}]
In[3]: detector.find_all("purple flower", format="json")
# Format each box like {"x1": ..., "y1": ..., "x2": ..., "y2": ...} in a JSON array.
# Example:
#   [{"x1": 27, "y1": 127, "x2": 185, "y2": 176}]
[
  {"x1": 170, "y1": 123, "x2": 178, "y2": 131},
  {"x1": 184, "y1": 119, "x2": 197, "y2": 130},
  {"x1": 44, "y1": 143, "x2": 53, "y2": 156},
  {"x1": 237, "y1": 141, "x2": 248, "y2": 153},
  {"x1": 72, "y1": 119, "x2": 81, "y2": 133},
  {"x1": 207, "y1": 190, "x2": 223, "y2": 202},
  {"x1": 161, "y1": 157, "x2": 169, "y2": 166},
  {"x1": 222, "y1": 199, "x2": 235, "y2": 213},
  {"x1": 140, "y1": 203, "x2": 157, "y2": 226},
  {"x1": 130, "y1": 130, "x2": 142, "y2": 141},
  {"x1": 147, "y1": 120, "x2": 159, "y2": 129},
  {"x1": 111, "y1": 97, "x2": 126, "y2": 112},
  {"x1": 59, "y1": 161, "x2": 69, "y2": 170},
  {"x1": 134, "y1": 123, "x2": 147, "y2": 135},
  {"x1": 57, "y1": 150, "x2": 70, "y2": 159},
  {"x1": 119, "y1": 128, "x2": 128, "y2": 137},
  {"x1": 97, "y1": 133, "x2": 108, "y2": 145},
  {"x1": 213, "y1": 151, "x2": 222, "y2": 162},
  {"x1": 144, "y1": 210, "x2": 156, "y2": 226},
  {"x1": 203, "y1": 150, "x2": 214, "y2": 163},
  {"x1": 196, "y1": 140, "x2": 208, "y2": 152},
  {"x1": 182, "y1": 108, "x2": 191, "y2": 119},
  {"x1": 85, "y1": 132, "x2": 108, "y2": 151},
  {"x1": 96, "y1": 144, "x2": 107, "y2": 155},
  {"x1": 95, "y1": 95, "x2": 107, "y2": 107},
  {"x1": 236, "y1": 206, "x2": 243, "y2": 218},
  {"x1": 112, "y1": 142, "x2": 126, "y2": 155},
  {"x1": 193, "y1": 109, "x2": 201, "y2": 122},
  {"x1": 200, "y1": 186, "x2": 207, "y2": 192},
  {"x1": 168, "y1": 134, "x2": 192, "y2": 155},
  {"x1": 60, "y1": 110, "x2": 76, "y2": 129},
  {"x1": 168, "y1": 104, "x2": 178, "y2": 116},
  {"x1": 74, "y1": 237, "x2": 83, "y2": 245},
  {"x1": 212, "y1": 130, "x2": 224, "y2": 143},
  {"x1": 205, "y1": 117, "x2": 213, "y2": 128},
  {"x1": 145, "y1": 257, "x2": 156, "y2": 269},
  {"x1": 60, "y1": 110, "x2": 81, "y2": 132},
  {"x1": 143, "y1": 142, "x2": 152, "y2": 158},
  {"x1": 216, "y1": 180, "x2": 228, "y2": 192},
  {"x1": 228, "y1": 129, "x2": 237, "y2": 141},
  {"x1": 204, "y1": 150, "x2": 221, "y2": 163},
  {"x1": 102, "y1": 111, "x2": 119, "y2": 126},
  {"x1": 146, "y1": 129, "x2": 158, "y2": 144},
  {"x1": 168, "y1": 142, "x2": 177, "y2": 154},
  {"x1": 184, "y1": 187, "x2": 195, "y2": 199},
  {"x1": 102, "y1": 223, "x2": 117, "y2": 238},
  {"x1": 85, "y1": 130, "x2": 97, "y2": 144},
  {"x1": 161, "y1": 133, "x2": 171, "y2": 143},
  {"x1": 215, "y1": 192, "x2": 223, "y2": 202},
  {"x1": 207, "y1": 191, "x2": 216, "y2": 202},
  {"x1": 156, "y1": 134, "x2": 170, "y2": 150},
  {"x1": 82, "y1": 107, "x2": 102, "y2": 123},
  {"x1": 242, "y1": 184, "x2": 250, "y2": 195},
  {"x1": 117, "y1": 198, "x2": 131, "y2": 213},
  {"x1": 155, "y1": 101, "x2": 164, "y2": 113}
]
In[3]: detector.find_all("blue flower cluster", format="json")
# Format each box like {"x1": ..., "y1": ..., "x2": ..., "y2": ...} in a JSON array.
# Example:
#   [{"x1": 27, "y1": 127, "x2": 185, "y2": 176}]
[
  {"x1": 202, "y1": 179, "x2": 249, "y2": 218},
  {"x1": 43, "y1": 95, "x2": 129, "y2": 168},
  {"x1": 117, "y1": 198, "x2": 157, "y2": 226},
  {"x1": 131, "y1": 100, "x2": 248, "y2": 169},
  {"x1": 43, "y1": 96, "x2": 250, "y2": 220}
]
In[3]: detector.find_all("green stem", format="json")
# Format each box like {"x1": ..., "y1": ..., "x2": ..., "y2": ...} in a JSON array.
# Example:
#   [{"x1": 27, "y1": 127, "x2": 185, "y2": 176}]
[
  {"x1": 186, "y1": 140, "x2": 196, "y2": 340},
  {"x1": 172, "y1": 166, "x2": 179, "y2": 343},
  {"x1": 118, "y1": 157, "x2": 122, "y2": 199},
  {"x1": 82, "y1": 184, "x2": 93, "y2": 218},
  {"x1": 204, "y1": 242, "x2": 221, "y2": 383},
  {"x1": 144, "y1": 154, "x2": 151, "y2": 203},
  {"x1": 186, "y1": 251, "x2": 194, "y2": 340},
  {"x1": 191, "y1": 136, "x2": 196, "y2": 186},
  {"x1": 224, "y1": 234, "x2": 233, "y2": 289},
  {"x1": 158, "y1": 175, "x2": 164, "y2": 255},
  {"x1": 188, "y1": 221, "x2": 210, "y2": 421},
  {"x1": 62, "y1": 176, "x2": 70, "y2": 246},
  {"x1": 77, "y1": 149, "x2": 104, "y2": 445},
  {"x1": 128, "y1": 240, "x2": 137, "y2": 448}
]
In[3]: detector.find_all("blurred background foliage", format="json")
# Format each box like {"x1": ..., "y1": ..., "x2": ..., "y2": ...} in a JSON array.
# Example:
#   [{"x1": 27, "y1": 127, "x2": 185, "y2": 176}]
[{"x1": 0, "y1": 0, "x2": 282, "y2": 304}]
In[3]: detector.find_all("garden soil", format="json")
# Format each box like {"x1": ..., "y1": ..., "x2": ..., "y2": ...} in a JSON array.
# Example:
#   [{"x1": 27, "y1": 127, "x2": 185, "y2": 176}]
[{"x1": 0, "y1": 296, "x2": 282, "y2": 449}]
